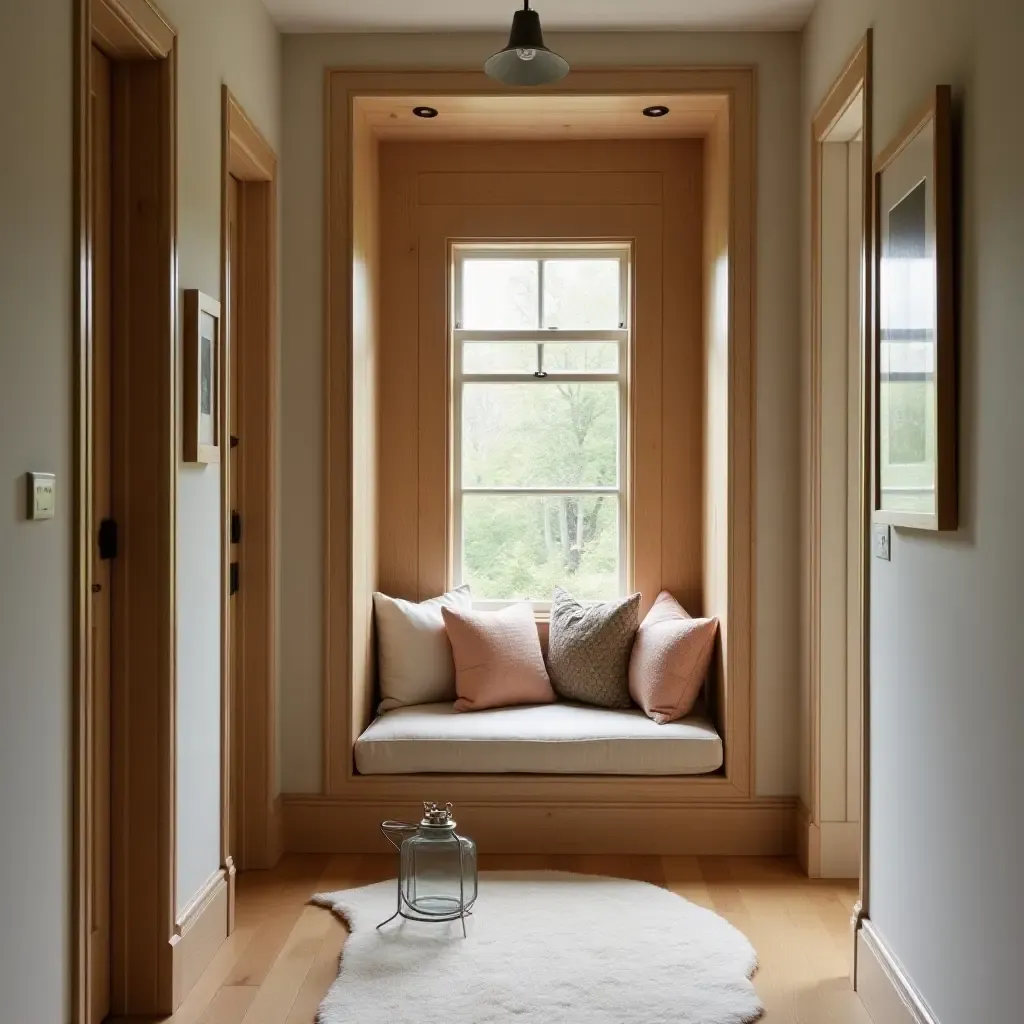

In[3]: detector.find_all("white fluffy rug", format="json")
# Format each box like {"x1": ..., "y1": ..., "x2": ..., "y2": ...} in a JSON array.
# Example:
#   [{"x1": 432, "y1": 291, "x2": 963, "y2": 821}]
[{"x1": 313, "y1": 871, "x2": 762, "y2": 1024}]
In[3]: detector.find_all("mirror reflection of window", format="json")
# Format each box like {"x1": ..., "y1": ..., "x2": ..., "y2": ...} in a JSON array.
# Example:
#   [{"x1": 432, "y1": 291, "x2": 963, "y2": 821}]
[{"x1": 879, "y1": 178, "x2": 937, "y2": 514}]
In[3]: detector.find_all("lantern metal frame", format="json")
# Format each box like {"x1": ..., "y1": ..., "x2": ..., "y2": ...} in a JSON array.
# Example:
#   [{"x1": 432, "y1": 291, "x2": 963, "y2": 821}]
[{"x1": 376, "y1": 803, "x2": 477, "y2": 937}]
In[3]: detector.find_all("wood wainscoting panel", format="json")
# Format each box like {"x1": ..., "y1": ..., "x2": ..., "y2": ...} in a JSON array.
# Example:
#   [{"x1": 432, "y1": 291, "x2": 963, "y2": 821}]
[
  {"x1": 282, "y1": 795, "x2": 797, "y2": 857},
  {"x1": 377, "y1": 139, "x2": 703, "y2": 624}
]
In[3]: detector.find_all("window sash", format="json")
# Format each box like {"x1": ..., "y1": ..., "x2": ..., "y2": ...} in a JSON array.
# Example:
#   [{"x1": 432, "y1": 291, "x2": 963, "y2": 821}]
[{"x1": 451, "y1": 245, "x2": 631, "y2": 604}]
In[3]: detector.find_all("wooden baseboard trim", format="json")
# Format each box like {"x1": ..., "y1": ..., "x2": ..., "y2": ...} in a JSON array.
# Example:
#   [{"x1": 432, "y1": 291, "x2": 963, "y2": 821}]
[
  {"x1": 170, "y1": 869, "x2": 229, "y2": 1009},
  {"x1": 796, "y1": 801, "x2": 821, "y2": 876},
  {"x1": 856, "y1": 919, "x2": 940, "y2": 1024},
  {"x1": 796, "y1": 803, "x2": 858, "y2": 878},
  {"x1": 819, "y1": 820, "x2": 860, "y2": 879},
  {"x1": 282, "y1": 795, "x2": 797, "y2": 856}
]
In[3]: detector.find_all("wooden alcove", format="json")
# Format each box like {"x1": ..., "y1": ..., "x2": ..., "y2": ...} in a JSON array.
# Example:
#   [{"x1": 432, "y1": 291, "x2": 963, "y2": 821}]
[{"x1": 281, "y1": 67, "x2": 795, "y2": 856}]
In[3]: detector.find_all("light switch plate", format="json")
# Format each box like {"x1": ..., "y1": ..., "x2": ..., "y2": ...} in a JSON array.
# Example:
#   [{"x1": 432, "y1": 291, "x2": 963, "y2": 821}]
[
  {"x1": 873, "y1": 523, "x2": 891, "y2": 561},
  {"x1": 27, "y1": 472, "x2": 56, "y2": 521}
]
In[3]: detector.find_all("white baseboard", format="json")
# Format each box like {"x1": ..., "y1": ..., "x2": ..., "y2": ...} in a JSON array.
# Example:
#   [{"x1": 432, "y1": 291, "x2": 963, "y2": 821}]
[
  {"x1": 857, "y1": 919, "x2": 939, "y2": 1024},
  {"x1": 170, "y1": 869, "x2": 229, "y2": 1009},
  {"x1": 819, "y1": 820, "x2": 860, "y2": 878}
]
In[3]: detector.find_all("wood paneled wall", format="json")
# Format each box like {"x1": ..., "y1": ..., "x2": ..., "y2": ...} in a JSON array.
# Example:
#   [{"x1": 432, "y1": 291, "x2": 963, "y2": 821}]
[
  {"x1": 321, "y1": 69, "x2": 758, "y2": 825},
  {"x1": 377, "y1": 139, "x2": 705, "y2": 631},
  {"x1": 702, "y1": 108, "x2": 731, "y2": 737},
  {"x1": 349, "y1": 109, "x2": 381, "y2": 746}
]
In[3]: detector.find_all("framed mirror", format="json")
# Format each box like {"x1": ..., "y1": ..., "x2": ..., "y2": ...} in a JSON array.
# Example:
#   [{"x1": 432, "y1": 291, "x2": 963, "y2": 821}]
[{"x1": 873, "y1": 85, "x2": 956, "y2": 530}]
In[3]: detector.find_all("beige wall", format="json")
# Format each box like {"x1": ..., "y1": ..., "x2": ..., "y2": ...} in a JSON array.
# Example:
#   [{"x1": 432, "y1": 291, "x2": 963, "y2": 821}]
[
  {"x1": 0, "y1": 0, "x2": 279, "y2": 1017},
  {"x1": 0, "y1": 4, "x2": 75, "y2": 1021},
  {"x1": 280, "y1": 31, "x2": 802, "y2": 796},
  {"x1": 159, "y1": 0, "x2": 281, "y2": 918},
  {"x1": 803, "y1": 0, "x2": 1023, "y2": 1018}
]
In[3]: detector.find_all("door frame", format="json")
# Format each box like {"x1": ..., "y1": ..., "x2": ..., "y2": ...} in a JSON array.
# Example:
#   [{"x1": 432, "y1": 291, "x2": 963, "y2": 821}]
[
  {"x1": 805, "y1": 33, "x2": 872, "y2": 890},
  {"x1": 73, "y1": 0, "x2": 178, "y2": 1019},
  {"x1": 221, "y1": 87, "x2": 281, "y2": 873}
]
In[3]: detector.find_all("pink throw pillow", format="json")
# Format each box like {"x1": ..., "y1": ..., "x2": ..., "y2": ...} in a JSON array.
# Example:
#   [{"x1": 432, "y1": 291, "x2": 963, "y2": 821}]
[
  {"x1": 442, "y1": 602, "x2": 555, "y2": 712},
  {"x1": 629, "y1": 591, "x2": 718, "y2": 724}
]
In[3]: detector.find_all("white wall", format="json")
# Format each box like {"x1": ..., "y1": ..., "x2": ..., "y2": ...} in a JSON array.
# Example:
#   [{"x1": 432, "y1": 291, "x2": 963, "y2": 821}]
[
  {"x1": 0, "y1": 3, "x2": 74, "y2": 1021},
  {"x1": 160, "y1": 0, "x2": 282, "y2": 917},
  {"x1": 279, "y1": 30, "x2": 803, "y2": 796},
  {"x1": 0, "y1": 0, "x2": 279, "y2": 1017},
  {"x1": 803, "y1": 0, "x2": 1024, "y2": 1019}
]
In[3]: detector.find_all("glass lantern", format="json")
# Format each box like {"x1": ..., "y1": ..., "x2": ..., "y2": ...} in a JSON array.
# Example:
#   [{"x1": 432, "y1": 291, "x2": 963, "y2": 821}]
[{"x1": 377, "y1": 802, "x2": 478, "y2": 937}]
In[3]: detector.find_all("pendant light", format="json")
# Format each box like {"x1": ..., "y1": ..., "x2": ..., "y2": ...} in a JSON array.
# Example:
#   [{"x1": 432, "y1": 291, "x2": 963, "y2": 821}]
[{"x1": 484, "y1": 1, "x2": 570, "y2": 87}]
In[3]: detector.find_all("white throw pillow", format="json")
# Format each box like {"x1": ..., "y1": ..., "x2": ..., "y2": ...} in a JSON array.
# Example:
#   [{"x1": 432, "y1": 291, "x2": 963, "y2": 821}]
[{"x1": 373, "y1": 585, "x2": 472, "y2": 712}]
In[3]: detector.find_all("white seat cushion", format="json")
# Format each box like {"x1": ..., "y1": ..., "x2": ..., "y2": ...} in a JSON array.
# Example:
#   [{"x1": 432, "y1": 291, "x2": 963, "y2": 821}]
[{"x1": 354, "y1": 702, "x2": 723, "y2": 776}]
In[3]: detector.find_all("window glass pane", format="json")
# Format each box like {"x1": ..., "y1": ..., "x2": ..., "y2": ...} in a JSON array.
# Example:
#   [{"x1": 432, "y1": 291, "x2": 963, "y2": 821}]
[
  {"x1": 462, "y1": 382, "x2": 618, "y2": 488},
  {"x1": 461, "y1": 259, "x2": 539, "y2": 329},
  {"x1": 462, "y1": 494, "x2": 619, "y2": 601},
  {"x1": 542, "y1": 259, "x2": 621, "y2": 329},
  {"x1": 462, "y1": 342, "x2": 538, "y2": 374},
  {"x1": 542, "y1": 342, "x2": 619, "y2": 374}
]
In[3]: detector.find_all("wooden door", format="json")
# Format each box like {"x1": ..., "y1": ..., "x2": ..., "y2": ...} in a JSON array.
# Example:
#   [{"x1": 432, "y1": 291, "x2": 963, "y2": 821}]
[
  {"x1": 227, "y1": 173, "x2": 241, "y2": 858},
  {"x1": 89, "y1": 43, "x2": 113, "y2": 1024}
]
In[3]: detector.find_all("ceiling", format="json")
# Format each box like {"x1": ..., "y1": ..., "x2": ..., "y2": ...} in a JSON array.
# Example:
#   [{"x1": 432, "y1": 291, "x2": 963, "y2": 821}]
[{"x1": 262, "y1": 0, "x2": 814, "y2": 34}]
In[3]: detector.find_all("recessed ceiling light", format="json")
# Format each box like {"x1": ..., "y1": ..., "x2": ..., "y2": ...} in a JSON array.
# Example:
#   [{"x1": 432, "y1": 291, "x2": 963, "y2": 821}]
[
  {"x1": 642, "y1": 105, "x2": 670, "y2": 118},
  {"x1": 412, "y1": 106, "x2": 439, "y2": 119}
]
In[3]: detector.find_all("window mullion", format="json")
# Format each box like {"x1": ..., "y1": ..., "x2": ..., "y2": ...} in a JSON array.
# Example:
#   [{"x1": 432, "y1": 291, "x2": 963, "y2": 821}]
[{"x1": 537, "y1": 258, "x2": 546, "y2": 331}]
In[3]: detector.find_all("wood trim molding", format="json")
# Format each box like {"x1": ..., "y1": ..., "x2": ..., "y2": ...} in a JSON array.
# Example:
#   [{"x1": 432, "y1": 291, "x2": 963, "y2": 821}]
[
  {"x1": 170, "y1": 869, "x2": 229, "y2": 1009},
  {"x1": 108, "y1": 50, "x2": 179, "y2": 1018},
  {"x1": 856, "y1": 920, "x2": 940, "y2": 1024},
  {"x1": 74, "y1": 0, "x2": 179, "y2": 1018},
  {"x1": 225, "y1": 89, "x2": 277, "y2": 182},
  {"x1": 91, "y1": 0, "x2": 175, "y2": 59},
  {"x1": 283, "y1": 794, "x2": 797, "y2": 856},
  {"x1": 806, "y1": 33, "x2": 872, "y2": 898},
  {"x1": 323, "y1": 67, "x2": 758, "y2": 808},
  {"x1": 222, "y1": 87, "x2": 281, "y2": 873}
]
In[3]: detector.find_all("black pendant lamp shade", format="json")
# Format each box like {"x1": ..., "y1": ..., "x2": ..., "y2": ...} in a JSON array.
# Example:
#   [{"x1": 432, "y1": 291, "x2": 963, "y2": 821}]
[{"x1": 484, "y1": 2, "x2": 570, "y2": 86}]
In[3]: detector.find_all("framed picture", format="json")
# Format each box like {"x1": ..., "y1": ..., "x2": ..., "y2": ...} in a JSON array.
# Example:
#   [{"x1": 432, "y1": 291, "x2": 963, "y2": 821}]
[
  {"x1": 184, "y1": 289, "x2": 222, "y2": 464},
  {"x1": 872, "y1": 85, "x2": 956, "y2": 530}
]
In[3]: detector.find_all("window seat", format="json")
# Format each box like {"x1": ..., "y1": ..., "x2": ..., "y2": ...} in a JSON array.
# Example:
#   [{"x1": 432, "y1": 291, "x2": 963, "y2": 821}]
[{"x1": 354, "y1": 701, "x2": 723, "y2": 776}]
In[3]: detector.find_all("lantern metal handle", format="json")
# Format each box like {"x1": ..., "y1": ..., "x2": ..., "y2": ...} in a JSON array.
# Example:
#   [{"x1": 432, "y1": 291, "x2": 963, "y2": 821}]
[{"x1": 380, "y1": 820, "x2": 418, "y2": 852}]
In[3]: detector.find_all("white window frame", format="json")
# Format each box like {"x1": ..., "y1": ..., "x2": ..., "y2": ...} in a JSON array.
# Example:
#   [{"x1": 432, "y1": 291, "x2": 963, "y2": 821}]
[{"x1": 450, "y1": 243, "x2": 632, "y2": 610}]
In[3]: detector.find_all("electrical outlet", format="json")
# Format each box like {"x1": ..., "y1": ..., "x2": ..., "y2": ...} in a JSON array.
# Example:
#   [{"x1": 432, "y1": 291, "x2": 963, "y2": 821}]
[{"x1": 873, "y1": 523, "x2": 891, "y2": 561}]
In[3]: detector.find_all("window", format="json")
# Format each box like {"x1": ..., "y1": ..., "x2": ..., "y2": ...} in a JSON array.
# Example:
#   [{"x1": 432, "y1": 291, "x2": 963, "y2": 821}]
[{"x1": 452, "y1": 246, "x2": 630, "y2": 606}]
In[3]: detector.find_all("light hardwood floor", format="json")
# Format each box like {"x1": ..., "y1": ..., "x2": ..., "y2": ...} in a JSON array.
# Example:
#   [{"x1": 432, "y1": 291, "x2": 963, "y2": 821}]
[{"x1": 144, "y1": 854, "x2": 873, "y2": 1024}]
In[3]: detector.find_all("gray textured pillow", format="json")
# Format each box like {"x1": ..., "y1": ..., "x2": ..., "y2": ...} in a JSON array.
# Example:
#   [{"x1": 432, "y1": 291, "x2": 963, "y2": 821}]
[{"x1": 547, "y1": 587, "x2": 641, "y2": 708}]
